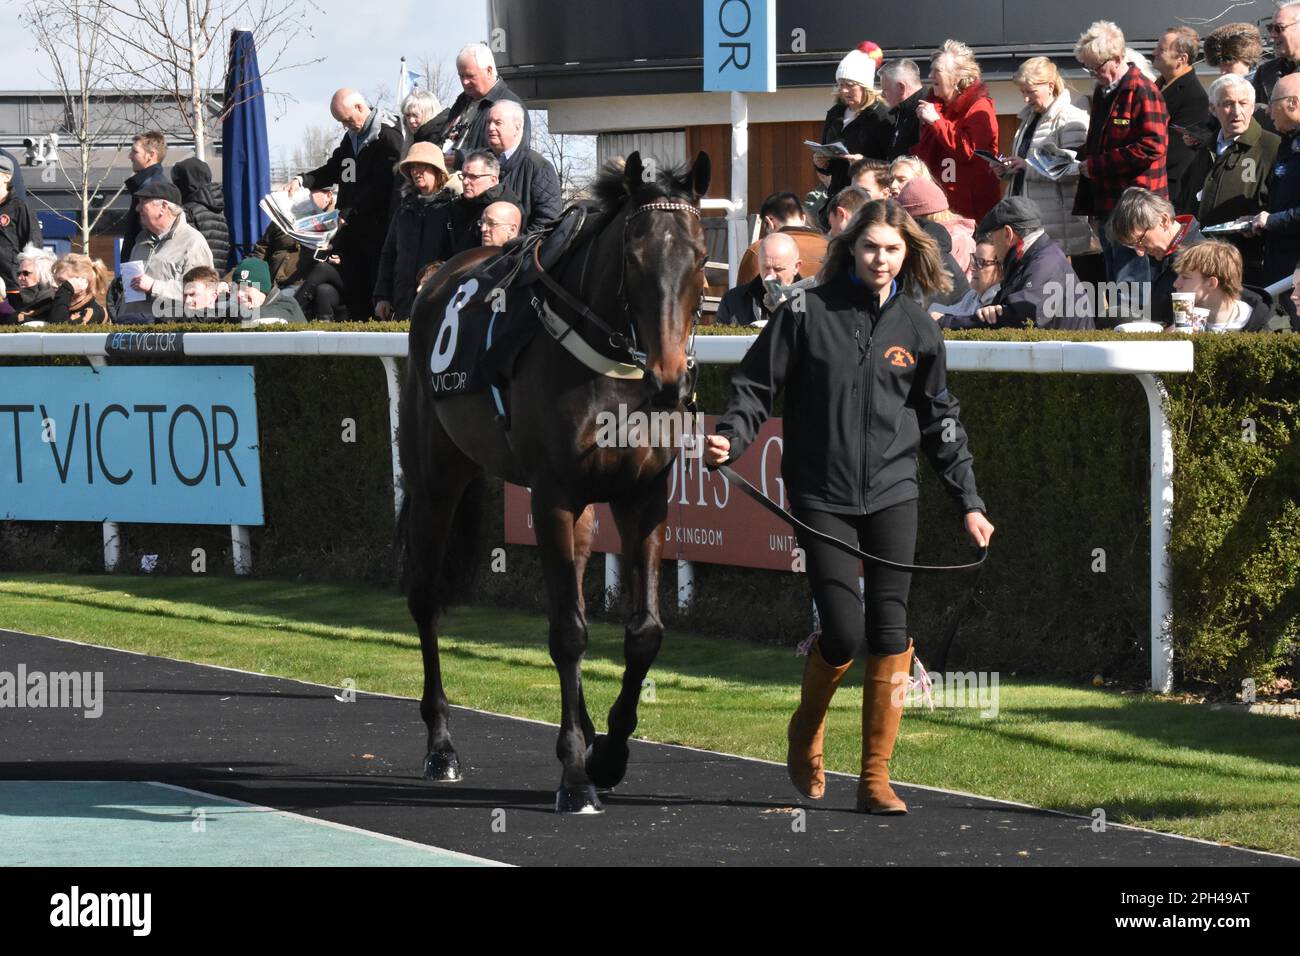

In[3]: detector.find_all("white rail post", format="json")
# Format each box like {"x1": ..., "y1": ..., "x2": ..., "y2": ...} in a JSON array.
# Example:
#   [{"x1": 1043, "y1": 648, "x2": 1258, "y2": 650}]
[
  {"x1": 604, "y1": 553, "x2": 621, "y2": 610},
  {"x1": 677, "y1": 559, "x2": 694, "y2": 610},
  {"x1": 729, "y1": 90, "x2": 748, "y2": 289},
  {"x1": 102, "y1": 523, "x2": 121, "y2": 573},
  {"x1": 1136, "y1": 374, "x2": 1175, "y2": 694},
  {"x1": 231, "y1": 525, "x2": 253, "y2": 575},
  {"x1": 380, "y1": 356, "x2": 404, "y2": 520},
  {"x1": 86, "y1": 355, "x2": 123, "y2": 571}
]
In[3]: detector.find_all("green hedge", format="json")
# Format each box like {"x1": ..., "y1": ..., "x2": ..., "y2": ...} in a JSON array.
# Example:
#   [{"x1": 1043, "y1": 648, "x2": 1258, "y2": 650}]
[{"x1": 1, "y1": 322, "x2": 1296, "y2": 690}]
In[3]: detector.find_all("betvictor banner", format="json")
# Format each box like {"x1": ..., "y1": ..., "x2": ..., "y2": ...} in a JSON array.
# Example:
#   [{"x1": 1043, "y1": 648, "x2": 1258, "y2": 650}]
[
  {"x1": 0, "y1": 366, "x2": 264, "y2": 525},
  {"x1": 505, "y1": 415, "x2": 798, "y2": 571}
]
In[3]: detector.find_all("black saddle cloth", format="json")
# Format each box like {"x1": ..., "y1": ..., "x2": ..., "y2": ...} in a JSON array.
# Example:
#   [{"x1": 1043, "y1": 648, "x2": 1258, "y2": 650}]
[{"x1": 425, "y1": 204, "x2": 593, "y2": 401}]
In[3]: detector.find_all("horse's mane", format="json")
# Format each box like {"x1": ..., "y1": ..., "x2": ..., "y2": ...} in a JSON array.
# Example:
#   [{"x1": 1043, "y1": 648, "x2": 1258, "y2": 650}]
[{"x1": 591, "y1": 157, "x2": 697, "y2": 217}]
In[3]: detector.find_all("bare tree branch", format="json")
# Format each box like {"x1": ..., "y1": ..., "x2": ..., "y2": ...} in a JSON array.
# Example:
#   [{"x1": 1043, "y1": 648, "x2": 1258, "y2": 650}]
[{"x1": 529, "y1": 110, "x2": 597, "y2": 203}]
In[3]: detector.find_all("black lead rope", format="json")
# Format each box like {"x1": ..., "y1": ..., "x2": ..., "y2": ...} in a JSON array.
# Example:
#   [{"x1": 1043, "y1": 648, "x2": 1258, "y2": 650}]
[{"x1": 716, "y1": 464, "x2": 989, "y2": 574}]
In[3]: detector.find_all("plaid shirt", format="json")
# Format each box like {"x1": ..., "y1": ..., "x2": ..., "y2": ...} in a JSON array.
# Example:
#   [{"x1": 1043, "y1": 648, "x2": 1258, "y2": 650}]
[{"x1": 1073, "y1": 65, "x2": 1169, "y2": 218}]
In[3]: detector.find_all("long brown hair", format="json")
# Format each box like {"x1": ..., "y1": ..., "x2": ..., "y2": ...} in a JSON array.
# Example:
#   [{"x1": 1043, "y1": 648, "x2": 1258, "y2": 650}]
[{"x1": 819, "y1": 199, "x2": 953, "y2": 298}]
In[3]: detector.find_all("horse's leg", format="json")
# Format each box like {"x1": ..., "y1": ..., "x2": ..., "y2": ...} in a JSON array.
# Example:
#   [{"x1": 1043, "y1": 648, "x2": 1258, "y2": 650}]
[
  {"x1": 532, "y1": 490, "x2": 602, "y2": 813},
  {"x1": 404, "y1": 422, "x2": 480, "y2": 782},
  {"x1": 586, "y1": 474, "x2": 669, "y2": 790},
  {"x1": 573, "y1": 504, "x2": 598, "y2": 751}
]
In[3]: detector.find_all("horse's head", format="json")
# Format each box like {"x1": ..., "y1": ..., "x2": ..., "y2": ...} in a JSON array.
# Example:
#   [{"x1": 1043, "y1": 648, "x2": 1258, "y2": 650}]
[{"x1": 589, "y1": 150, "x2": 712, "y2": 408}]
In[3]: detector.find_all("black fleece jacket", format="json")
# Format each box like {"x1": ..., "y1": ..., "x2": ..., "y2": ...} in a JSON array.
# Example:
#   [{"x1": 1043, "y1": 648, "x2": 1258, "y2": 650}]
[{"x1": 716, "y1": 268, "x2": 986, "y2": 516}]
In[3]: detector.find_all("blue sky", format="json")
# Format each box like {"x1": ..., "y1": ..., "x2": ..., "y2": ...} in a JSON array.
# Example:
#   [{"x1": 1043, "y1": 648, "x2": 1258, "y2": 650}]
[{"x1": 8, "y1": 0, "x2": 489, "y2": 172}]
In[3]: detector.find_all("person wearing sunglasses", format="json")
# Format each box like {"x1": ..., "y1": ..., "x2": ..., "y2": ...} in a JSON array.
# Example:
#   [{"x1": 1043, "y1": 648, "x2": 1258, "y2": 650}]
[
  {"x1": 1250, "y1": 71, "x2": 1300, "y2": 329},
  {"x1": 1252, "y1": 2, "x2": 1300, "y2": 131},
  {"x1": 937, "y1": 196, "x2": 1094, "y2": 331},
  {"x1": 447, "y1": 150, "x2": 522, "y2": 255},
  {"x1": 1072, "y1": 20, "x2": 1168, "y2": 314},
  {"x1": 5, "y1": 244, "x2": 55, "y2": 325}
]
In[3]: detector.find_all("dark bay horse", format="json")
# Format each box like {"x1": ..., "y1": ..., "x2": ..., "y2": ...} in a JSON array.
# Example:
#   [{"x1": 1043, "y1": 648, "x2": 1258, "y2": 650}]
[{"x1": 399, "y1": 152, "x2": 711, "y2": 813}]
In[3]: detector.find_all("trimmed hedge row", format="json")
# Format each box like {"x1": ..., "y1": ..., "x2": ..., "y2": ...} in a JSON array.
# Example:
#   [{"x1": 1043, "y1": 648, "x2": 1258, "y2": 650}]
[{"x1": 1, "y1": 322, "x2": 1296, "y2": 689}]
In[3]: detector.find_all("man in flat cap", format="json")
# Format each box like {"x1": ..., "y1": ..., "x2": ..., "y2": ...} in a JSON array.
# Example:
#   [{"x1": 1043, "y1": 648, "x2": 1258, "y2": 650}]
[
  {"x1": 118, "y1": 179, "x2": 214, "y2": 324},
  {"x1": 937, "y1": 196, "x2": 1093, "y2": 330}
]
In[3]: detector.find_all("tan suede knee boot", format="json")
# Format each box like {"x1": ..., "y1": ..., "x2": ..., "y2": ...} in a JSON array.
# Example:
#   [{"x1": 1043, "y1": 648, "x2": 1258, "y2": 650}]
[
  {"x1": 786, "y1": 640, "x2": 853, "y2": 800},
  {"x1": 856, "y1": 638, "x2": 914, "y2": 814}
]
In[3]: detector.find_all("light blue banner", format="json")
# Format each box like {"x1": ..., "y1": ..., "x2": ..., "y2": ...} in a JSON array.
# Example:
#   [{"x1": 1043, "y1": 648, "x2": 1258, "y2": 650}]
[
  {"x1": 0, "y1": 365, "x2": 264, "y2": 525},
  {"x1": 703, "y1": 0, "x2": 776, "y2": 92}
]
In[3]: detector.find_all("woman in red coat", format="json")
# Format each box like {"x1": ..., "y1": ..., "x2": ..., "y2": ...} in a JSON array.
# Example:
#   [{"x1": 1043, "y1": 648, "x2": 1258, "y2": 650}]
[{"x1": 914, "y1": 39, "x2": 1002, "y2": 221}]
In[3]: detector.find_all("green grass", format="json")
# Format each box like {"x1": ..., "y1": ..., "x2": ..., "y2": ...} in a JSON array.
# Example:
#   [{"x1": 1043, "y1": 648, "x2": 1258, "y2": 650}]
[{"x1": 1, "y1": 573, "x2": 1297, "y2": 858}]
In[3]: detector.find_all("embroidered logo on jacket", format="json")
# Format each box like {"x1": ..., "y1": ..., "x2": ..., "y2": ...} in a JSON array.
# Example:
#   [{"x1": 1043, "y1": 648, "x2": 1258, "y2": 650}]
[{"x1": 884, "y1": 346, "x2": 916, "y2": 368}]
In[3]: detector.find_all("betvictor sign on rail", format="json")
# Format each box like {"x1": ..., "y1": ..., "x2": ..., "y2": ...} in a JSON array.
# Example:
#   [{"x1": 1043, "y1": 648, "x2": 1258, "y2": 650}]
[
  {"x1": 0, "y1": 366, "x2": 264, "y2": 525},
  {"x1": 506, "y1": 416, "x2": 797, "y2": 571}
]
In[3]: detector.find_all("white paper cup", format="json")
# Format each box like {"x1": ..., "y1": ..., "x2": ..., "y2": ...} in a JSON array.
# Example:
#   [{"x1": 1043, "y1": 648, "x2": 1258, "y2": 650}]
[{"x1": 1171, "y1": 292, "x2": 1196, "y2": 324}]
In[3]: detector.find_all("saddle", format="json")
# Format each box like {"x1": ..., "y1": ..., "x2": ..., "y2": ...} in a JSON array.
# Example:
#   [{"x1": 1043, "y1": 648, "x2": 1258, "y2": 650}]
[
  {"x1": 424, "y1": 205, "x2": 595, "y2": 424},
  {"x1": 465, "y1": 204, "x2": 592, "y2": 295}
]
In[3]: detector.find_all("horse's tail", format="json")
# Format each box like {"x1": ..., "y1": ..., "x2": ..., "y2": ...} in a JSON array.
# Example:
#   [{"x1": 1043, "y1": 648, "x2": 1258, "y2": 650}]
[
  {"x1": 438, "y1": 473, "x2": 487, "y2": 611},
  {"x1": 395, "y1": 487, "x2": 414, "y2": 595},
  {"x1": 396, "y1": 473, "x2": 487, "y2": 615}
]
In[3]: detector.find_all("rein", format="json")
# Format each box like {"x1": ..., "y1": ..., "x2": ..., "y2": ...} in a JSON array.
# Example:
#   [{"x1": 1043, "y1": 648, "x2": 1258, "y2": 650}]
[
  {"x1": 716, "y1": 464, "x2": 989, "y2": 574},
  {"x1": 531, "y1": 200, "x2": 703, "y2": 377}
]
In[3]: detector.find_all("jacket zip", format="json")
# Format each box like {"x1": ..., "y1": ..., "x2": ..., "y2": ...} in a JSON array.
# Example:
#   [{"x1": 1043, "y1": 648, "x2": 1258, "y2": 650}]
[{"x1": 862, "y1": 317, "x2": 874, "y2": 513}]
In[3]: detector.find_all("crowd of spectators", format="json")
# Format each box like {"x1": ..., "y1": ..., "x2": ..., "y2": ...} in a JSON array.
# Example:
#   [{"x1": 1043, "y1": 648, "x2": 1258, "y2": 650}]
[
  {"x1": 719, "y1": 12, "x2": 1300, "y2": 334},
  {"x1": 0, "y1": 40, "x2": 550, "y2": 328},
  {"x1": 7, "y1": 15, "x2": 1300, "y2": 333}
]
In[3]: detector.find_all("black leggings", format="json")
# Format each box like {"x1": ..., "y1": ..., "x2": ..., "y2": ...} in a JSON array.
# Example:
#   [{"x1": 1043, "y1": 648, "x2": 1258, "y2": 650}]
[
  {"x1": 296, "y1": 262, "x2": 348, "y2": 321},
  {"x1": 794, "y1": 500, "x2": 917, "y2": 664}
]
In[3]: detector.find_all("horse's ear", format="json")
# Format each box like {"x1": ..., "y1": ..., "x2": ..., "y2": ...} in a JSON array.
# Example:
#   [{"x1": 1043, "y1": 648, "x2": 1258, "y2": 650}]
[
  {"x1": 689, "y1": 151, "x2": 711, "y2": 197},
  {"x1": 625, "y1": 152, "x2": 645, "y2": 192}
]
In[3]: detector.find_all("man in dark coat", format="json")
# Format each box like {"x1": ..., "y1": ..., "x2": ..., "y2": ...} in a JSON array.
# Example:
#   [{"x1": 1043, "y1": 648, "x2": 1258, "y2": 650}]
[
  {"x1": 1251, "y1": 72, "x2": 1300, "y2": 329},
  {"x1": 291, "y1": 88, "x2": 403, "y2": 321},
  {"x1": 121, "y1": 131, "x2": 168, "y2": 259},
  {"x1": 447, "y1": 150, "x2": 521, "y2": 254},
  {"x1": 1196, "y1": 74, "x2": 1280, "y2": 288},
  {"x1": 940, "y1": 197, "x2": 1094, "y2": 330},
  {"x1": 1154, "y1": 27, "x2": 1212, "y2": 215},
  {"x1": 438, "y1": 42, "x2": 530, "y2": 170},
  {"x1": 1253, "y1": 3, "x2": 1300, "y2": 133},
  {"x1": 880, "y1": 59, "x2": 924, "y2": 160},
  {"x1": 487, "y1": 100, "x2": 562, "y2": 232},
  {"x1": 172, "y1": 157, "x2": 232, "y2": 269}
]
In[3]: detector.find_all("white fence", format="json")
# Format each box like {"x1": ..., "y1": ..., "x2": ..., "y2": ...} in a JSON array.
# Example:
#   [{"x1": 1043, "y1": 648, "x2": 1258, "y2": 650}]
[{"x1": 0, "y1": 332, "x2": 1193, "y2": 692}]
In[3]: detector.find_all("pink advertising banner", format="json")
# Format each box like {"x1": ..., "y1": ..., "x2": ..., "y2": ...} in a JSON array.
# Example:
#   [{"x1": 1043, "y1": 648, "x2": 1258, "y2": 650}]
[{"x1": 504, "y1": 416, "x2": 800, "y2": 571}]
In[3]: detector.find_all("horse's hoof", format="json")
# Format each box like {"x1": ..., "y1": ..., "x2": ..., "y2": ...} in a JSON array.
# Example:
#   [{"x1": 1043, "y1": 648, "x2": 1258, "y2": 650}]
[
  {"x1": 585, "y1": 736, "x2": 629, "y2": 790},
  {"x1": 422, "y1": 750, "x2": 462, "y2": 782},
  {"x1": 555, "y1": 784, "x2": 604, "y2": 814}
]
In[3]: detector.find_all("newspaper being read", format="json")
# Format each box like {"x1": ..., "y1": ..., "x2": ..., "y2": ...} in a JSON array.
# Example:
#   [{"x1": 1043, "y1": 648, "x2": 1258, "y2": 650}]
[
  {"x1": 1027, "y1": 142, "x2": 1078, "y2": 182},
  {"x1": 258, "y1": 188, "x2": 339, "y2": 250},
  {"x1": 803, "y1": 140, "x2": 850, "y2": 156}
]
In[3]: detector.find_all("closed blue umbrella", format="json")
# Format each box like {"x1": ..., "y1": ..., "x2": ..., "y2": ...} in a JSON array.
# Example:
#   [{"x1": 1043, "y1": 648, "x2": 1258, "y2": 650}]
[{"x1": 222, "y1": 29, "x2": 271, "y2": 269}]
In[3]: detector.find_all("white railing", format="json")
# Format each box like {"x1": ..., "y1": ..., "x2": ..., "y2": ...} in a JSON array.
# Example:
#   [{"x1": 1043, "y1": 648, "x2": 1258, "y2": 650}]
[{"x1": 0, "y1": 332, "x2": 1193, "y2": 692}]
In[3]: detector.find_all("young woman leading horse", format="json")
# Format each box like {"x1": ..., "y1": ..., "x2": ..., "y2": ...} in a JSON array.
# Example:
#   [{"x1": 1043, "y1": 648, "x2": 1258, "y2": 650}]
[
  {"x1": 704, "y1": 199, "x2": 996, "y2": 814},
  {"x1": 400, "y1": 153, "x2": 711, "y2": 814}
]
